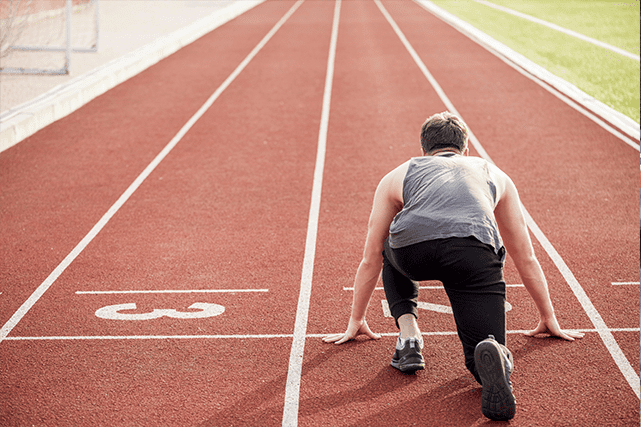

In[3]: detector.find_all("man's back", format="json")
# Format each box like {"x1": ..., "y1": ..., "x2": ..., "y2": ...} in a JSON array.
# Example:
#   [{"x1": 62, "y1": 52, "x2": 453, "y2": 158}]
[{"x1": 388, "y1": 154, "x2": 502, "y2": 252}]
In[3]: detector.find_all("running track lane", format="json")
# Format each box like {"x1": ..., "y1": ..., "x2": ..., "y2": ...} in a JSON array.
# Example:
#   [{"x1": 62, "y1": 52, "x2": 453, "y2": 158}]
[
  {"x1": 0, "y1": 0, "x2": 292, "y2": 328},
  {"x1": 383, "y1": 0, "x2": 640, "y2": 388},
  {"x1": 0, "y1": 1, "x2": 336, "y2": 425},
  {"x1": 301, "y1": 0, "x2": 639, "y2": 426}
]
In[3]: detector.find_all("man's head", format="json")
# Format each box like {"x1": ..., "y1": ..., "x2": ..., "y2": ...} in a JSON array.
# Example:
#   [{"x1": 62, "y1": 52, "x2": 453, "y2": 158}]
[{"x1": 420, "y1": 112, "x2": 469, "y2": 155}]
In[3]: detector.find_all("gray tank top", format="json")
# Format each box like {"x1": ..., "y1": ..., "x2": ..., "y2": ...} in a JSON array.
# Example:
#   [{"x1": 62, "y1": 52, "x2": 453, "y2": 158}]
[{"x1": 388, "y1": 154, "x2": 503, "y2": 252}]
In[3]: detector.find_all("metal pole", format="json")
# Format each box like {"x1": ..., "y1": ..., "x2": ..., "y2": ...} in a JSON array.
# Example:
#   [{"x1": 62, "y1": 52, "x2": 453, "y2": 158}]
[
  {"x1": 94, "y1": 0, "x2": 99, "y2": 51},
  {"x1": 64, "y1": 0, "x2": 71, "y2": 74}
]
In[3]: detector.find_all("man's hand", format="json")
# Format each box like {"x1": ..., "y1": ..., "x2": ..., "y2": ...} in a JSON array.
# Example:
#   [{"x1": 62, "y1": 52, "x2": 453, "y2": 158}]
[
  {"x1": 525, "y1": 316, "x2": 585, "y2": 341},
  {"x1": 322, "y1": 318, "x2": 381, "y2": 345}
]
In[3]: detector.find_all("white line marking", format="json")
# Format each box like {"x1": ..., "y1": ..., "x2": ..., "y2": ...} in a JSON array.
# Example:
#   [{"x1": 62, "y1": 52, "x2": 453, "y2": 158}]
[
  {"x1": 473, "y1": 0, "x2": 640, "y2": 62},
  {"x1": 523, "y1": 210, "x2": 641, "y2": 398},
  {"x1": 5, "y1": 328, "x2": 638, "y2": 341},
  {"x1": 381, "y1": 299, "x2": 392, "y2": 317},
  {"x1": 382, "y1": 299, "x2": 512, "y2": 317},
  {"x1": 76, "y1": 289, "x2": 269, "y2": 294},
  {"x1": 612, "y1": 282, "x2": 640, "y2": 286},
  {"x1": 375, "y1": 0, "x2": 641, "y2": 399},
  {"x1": 321, "y1": 328, "x2": 640, "y2": 338},
  {"x1": 4, "y1": 334, "x2": 295, "y2": 341},
  {"x1": 282, "y1": 1, "x2": 340, "y2": 426},
  {"x1": 343, "y1": 284, "x2": 524, "y2": 291},
  {"x1": 0, "y1": 0, "x2": 303, "y2": 344}
]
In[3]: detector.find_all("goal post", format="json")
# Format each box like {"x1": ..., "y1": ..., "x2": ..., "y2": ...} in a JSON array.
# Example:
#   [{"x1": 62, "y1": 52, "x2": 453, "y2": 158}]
[{"x1": 0, "y1": 0, "x2": 99, "y2": 75}]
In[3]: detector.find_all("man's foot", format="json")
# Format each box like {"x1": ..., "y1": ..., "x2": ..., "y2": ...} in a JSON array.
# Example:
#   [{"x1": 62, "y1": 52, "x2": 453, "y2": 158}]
[
  {"x1": 474, "y1": 335, "x2": 516, "y2": 421},
  {"x1": 391, "y1": 336, "x2": 425, "y2": 373}
]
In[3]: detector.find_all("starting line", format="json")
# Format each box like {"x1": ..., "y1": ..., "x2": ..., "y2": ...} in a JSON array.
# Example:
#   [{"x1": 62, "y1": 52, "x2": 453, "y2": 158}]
[
  {"x1": 76, "y1": 289, "x2": 269, "y2": 294},
  {"x1": 4, "y1": 328, "x2": 638, "y2": 341},
  {"x1": 343, "y1": 284, "x2": 525, "y2": 291}
]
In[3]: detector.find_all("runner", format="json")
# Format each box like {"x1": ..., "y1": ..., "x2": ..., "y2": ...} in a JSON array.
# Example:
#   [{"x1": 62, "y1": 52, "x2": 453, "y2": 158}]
[{"x1": 323, "y1": 111, "x2": 584, "y2": 421}]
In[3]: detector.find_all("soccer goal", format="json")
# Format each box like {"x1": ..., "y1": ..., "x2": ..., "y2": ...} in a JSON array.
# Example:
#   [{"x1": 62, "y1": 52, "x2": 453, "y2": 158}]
[{"x1": 0, "y1": 0, "x2": 99, "y2": 75}]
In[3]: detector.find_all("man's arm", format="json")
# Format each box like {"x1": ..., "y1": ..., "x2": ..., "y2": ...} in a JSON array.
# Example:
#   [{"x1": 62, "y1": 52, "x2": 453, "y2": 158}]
[
  {"x1": 323, "y1": 163, "x2": 407, "y2": 344},
  {"x1": 493, "y1": 173, "x2": 584, "y2": 341}
]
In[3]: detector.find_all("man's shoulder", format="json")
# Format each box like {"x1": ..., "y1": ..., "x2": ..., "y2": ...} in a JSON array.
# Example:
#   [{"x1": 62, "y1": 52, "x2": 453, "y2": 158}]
[
  {"x1": 390, "y1": 159, "x2": 413, "y2": 176},
  {"x1": 377, "y1": 160, "x2": 412, "y2": 205}
]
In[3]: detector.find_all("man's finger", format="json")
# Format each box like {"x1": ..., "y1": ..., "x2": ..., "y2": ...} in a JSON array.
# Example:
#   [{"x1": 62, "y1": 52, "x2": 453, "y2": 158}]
[
  {"x1": 322, "y1": 334, "x2": 344, "y2": 343},
  {"x1": 524, "y1": 327, "x2": 546, "y2": 337},
  {"x1": 334, "y1": 334, "x2": 353, "y2": 345},
  {"x1": 562, "y1": 330, "x2": 585, "y2": 340}
]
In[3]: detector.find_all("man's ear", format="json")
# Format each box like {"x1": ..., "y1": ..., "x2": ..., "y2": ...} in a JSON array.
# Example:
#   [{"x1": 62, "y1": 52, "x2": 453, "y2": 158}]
[{"x1": 463, "y1": 146, "x2": 470, "y2": 156}]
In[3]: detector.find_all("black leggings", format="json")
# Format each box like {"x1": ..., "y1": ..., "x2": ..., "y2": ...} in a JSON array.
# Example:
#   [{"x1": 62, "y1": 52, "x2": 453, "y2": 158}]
[{"x1": 383, "y1": 236, "x2": 506, "y2": 384}]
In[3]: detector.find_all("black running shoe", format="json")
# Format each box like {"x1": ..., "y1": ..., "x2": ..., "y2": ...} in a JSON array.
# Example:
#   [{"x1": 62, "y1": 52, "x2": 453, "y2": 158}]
[
  {"x1": 391, "y1": 336, "x2": 425, "y2": 373},
  {"x1": 474, "y1": 335, "x2": 516, "y2": 421}
]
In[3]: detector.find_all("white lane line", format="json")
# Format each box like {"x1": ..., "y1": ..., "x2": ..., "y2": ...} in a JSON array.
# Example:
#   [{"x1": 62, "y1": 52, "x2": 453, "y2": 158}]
[
  {"x1": 523, "y1": 211, "x2": 641, "y2": 398},
  {"x1": 374, "y1": 0, "x2": 641, "y2": 399},
  {"x1": 282, "y1": 1, "x2": 340, "y2": 426},
  {"x1": 316, "y1": 328, "x2": 640, "y2": 338},
  {"x1": 5, "y1": 328, "x2": 639, "y2": 341},
  {"x1": 334, "y1": 328, "x2": 641, "y2": 337},
  {"x1": 612, "y1": 282, "x2": 640, "y2": 286},
  {"x1": 342, "y1": 284, "x2": 524, "y2": 291},
  {"x1": 76, "y1": 289, "x2": 269, "y2": 294},
  {"x1": 5, "y1": 334, "x2": 295, "y2": 341},
  {"x1": 472, "y1": 0, "x2": 640, "y2": 62},
  {"x1": 0, "y1": 0, "x2": 304, "y2": 344}
]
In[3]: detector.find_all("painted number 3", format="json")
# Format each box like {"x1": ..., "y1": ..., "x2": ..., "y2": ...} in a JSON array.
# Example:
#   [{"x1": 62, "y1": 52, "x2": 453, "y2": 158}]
[{"x1": 95, "y1": 302, "x2": 225, "y2": 320}]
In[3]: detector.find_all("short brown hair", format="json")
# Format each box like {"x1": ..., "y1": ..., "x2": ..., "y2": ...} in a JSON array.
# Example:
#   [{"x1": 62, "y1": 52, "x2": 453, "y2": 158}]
[{"x1": 420, "y1": 112, "x2": 469, "y2": 154}]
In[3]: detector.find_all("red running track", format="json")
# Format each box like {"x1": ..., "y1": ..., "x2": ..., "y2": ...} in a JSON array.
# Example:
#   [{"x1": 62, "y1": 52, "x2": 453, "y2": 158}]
[{"x1": 0, "y1": 0, "x2": 638, "y2": 425}]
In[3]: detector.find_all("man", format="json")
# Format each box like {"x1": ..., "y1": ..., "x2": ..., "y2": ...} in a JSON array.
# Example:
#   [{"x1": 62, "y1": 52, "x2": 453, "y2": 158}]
[{"x1": 323, "y1": 112, "x2": 583, "y2": 421}]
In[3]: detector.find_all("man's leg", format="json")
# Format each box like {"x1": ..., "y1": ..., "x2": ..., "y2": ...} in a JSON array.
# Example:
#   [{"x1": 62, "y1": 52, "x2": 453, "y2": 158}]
[
  {"x1": 435, "y1": 237, "x2": 507, "y2": 383},
  {"x1": 444, "y1": 288, "x2": 507, "y2": 383},
  {"x1": 397, "y1": 313, "x2": 421, "y2": 340},
  {"x1": 382, "y1": 240, "x2": 421, "y2": 328},
  {"x1": 436, "y1": 237, "x2": 515, "y2": 420},
  {"x1": 382, "y1": 240, "x2": 433, "y2": 372}
]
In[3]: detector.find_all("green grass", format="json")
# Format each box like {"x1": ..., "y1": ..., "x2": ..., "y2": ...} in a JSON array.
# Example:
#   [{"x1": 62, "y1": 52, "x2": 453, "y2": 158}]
[{"x1": 429, "y1": 0, "x2": 640, "y2": 124}]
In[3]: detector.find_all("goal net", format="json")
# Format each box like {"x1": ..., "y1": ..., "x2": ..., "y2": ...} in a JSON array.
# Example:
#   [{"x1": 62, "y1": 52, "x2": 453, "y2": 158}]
[{"x1": 0, "y1": 0, "x2": 99, "y2": 75}]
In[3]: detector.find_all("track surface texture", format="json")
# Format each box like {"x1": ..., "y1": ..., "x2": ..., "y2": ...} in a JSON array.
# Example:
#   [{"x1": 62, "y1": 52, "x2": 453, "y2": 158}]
[{"x1": 0, "y1": 1, "x2": 638, "y2": 426}]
